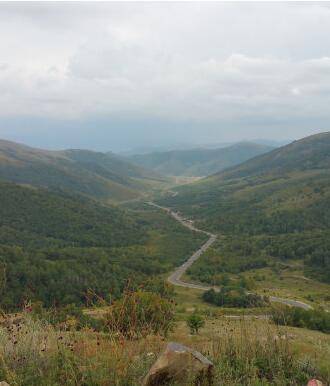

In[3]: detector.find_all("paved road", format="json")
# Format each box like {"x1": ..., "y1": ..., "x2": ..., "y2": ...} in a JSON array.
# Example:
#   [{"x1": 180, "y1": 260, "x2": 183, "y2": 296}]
[{"x1": 147, "y1": 201, "x2": 313, "y2": 311}]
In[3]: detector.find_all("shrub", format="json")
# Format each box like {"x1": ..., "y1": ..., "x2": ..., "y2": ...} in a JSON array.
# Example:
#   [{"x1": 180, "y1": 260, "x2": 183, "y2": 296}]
[
  {"x1": 186, "y1": 313, "x2": 205, "y2": 334},
  {"x1": 104, "y1": 290, "x2": 175, "y2": 338}
]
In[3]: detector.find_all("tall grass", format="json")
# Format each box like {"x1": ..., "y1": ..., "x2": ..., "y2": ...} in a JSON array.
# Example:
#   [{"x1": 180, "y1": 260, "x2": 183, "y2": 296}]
[
  {"x1": 209, "y1": 320, "x2": 318, "y2": 385},
  {"x1": 0, "y1": 311, "x2": 163, "y2": 385},
  {"x1": 0, "y1": 310, "x2": 327, "y2": 385}
]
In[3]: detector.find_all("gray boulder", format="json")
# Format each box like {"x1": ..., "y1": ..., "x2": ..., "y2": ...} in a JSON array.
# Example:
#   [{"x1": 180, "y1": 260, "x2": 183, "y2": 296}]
[{"x1": 143, "y1": 342, "x2": 213, "y2": 385}]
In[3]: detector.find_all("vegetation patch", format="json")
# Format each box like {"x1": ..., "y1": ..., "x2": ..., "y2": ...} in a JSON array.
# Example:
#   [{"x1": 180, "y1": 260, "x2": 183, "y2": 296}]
[
  {"x1": 202, "y1": 287, "x2": 268, "y2": 308},
  {"x1": 271, "y1": 305, "x2": 330, "y2": 334}
]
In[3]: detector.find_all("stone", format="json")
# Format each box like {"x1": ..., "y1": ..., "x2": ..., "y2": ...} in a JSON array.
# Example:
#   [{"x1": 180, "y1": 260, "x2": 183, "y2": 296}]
[
  {"x1": 307, "y1": 380, "x2": 323, "y2": 386},
  {"x1": 143, "y1": 342, "x2": 214, "y2": 386},
  {"x1": 0, "y1": 382, "x2": 10, "y2": 386}
]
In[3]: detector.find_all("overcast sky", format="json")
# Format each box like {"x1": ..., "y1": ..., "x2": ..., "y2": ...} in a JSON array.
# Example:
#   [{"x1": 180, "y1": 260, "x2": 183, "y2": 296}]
[{"x1": 1, "y1": 2, "x2": 330, "y2": 151}]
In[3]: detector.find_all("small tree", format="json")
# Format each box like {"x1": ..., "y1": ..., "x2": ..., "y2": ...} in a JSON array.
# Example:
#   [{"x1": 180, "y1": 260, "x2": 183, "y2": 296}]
[{"x1": 186, "y1": 313, "x2": 205, "y2": 334}]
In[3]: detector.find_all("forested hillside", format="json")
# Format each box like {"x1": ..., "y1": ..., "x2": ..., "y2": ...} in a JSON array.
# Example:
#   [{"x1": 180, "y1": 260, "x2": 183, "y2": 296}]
[
  {"x1": 212, "y1": 132, "x2": 330, "y2": 180},
  {"x1": 0, "y1": 139, "x2": 167, "y2": 202},
  {"x1": 159, "y1": 132, "x2": 330, "y2": 284},
  {"x1": 0, "y1": 182, "x2": 206, "y2": 309},
  {"x1": 128, "y1": 142, "x2": 273, "y2": 176}
]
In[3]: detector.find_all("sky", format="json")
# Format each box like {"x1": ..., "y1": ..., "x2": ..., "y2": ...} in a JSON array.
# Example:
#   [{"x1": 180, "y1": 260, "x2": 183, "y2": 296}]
[{"x1": 1, "y1": 2, "x2": 330, "y2": 152}]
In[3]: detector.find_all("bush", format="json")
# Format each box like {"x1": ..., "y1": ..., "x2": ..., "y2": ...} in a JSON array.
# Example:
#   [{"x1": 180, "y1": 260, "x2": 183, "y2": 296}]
[
  {"x1": 186, "y1": 313, "x2": 205, "y2": 334},
  {"x1": 104, "y1": 290, "x2": 175, "y2": 338}
]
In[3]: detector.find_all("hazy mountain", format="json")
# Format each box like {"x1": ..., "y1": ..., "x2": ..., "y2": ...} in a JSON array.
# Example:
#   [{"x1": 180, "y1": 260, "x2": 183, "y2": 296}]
[
  {"x1": 128, "y1": 142, "x2": 274, "y2": 177},
  {"x1": 0, "y1": 139, "x2": 167, "y2": 202}
]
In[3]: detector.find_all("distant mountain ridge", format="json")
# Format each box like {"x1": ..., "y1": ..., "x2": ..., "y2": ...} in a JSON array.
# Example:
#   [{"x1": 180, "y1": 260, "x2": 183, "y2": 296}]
[
  {"x1": 0, "y1": 139, "x2": 167, "y2": 202},
  {"x1": 128, "y1": 142, "x2": 274, "y2": 177}
]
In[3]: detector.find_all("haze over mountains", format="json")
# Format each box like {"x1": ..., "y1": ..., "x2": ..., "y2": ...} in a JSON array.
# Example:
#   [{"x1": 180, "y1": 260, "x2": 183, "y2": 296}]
[{"x1": 128, "y1": 142, "x2": 274, "y2": 177}]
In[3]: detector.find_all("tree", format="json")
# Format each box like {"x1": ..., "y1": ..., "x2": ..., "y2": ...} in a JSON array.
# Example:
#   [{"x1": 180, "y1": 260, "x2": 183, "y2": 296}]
[{"x1": 186, "y1": 313, "x2": 205, "y2": 334}]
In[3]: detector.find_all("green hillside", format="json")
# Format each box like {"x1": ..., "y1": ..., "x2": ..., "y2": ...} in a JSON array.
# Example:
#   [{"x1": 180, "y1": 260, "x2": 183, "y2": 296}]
[
  {"x1": 128, "y1": 142, "x2": 273, "y2": 176},
  {"x1": 0, "y1": 182, "x2": 207, "y2": 309},
  {"x1": 214, "y1": 132, "x2": 330, "y2": 180},
  {"x1": 0, "y1": 140, "x2": 167, "y2": 202},
  {"x1": 159, "y1": 132, "x2": 330, "y2": 284}
]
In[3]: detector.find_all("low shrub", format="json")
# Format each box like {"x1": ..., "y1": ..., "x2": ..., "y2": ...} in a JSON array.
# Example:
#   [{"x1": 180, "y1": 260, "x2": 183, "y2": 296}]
[
  {"x1": 104, "y1": 290, "x2": 175, "y2": 338},
  {"x1": 186, "y1": 313, "x2": 205, "y2": 334}
]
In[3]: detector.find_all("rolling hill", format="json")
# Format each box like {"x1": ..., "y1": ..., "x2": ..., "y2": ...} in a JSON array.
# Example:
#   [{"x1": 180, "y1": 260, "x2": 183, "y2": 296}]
[
  {"x1": 213, "y1": 132, "x2": 330, "y2": 181},
  {"x1": 0, "y1": 181, "x2": 207, "y2": 308},
  {"x1": 159, "y1": 132, "x2": 330, "y2": 284},
  {"x1": 0, "y1": 139, "x2": 167, "y2": 202},
  {"x1": 128, "y1": 142, "x2": 274, "y2": 177}
]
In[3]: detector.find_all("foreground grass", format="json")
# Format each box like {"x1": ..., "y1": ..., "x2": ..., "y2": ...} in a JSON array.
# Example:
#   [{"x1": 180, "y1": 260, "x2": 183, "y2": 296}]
[{"x1": 0, "y1": 310, "x2": 329, "y2": 385}]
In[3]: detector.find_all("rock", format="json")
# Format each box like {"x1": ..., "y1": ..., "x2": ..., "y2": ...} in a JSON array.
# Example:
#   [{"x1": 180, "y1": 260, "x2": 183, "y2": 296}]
[
  {"x1": 0, "y1": 382, "x2": 10, "y2": 386},
  {"x1": 143, "y1": 342, "x2": 214, "y2": 386},
  {"x1": 307, "y1": 380, "x2": 323, "y2": 386}
]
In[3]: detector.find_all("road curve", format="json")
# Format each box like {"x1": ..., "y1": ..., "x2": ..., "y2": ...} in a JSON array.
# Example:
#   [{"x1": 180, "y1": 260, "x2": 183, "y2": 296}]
[
  {"x1": 146, "y1": 201, "x2": 313, "y2": 310},
  {"x1": 147, "y1": 201, "x2": 217, "y2": 290}
]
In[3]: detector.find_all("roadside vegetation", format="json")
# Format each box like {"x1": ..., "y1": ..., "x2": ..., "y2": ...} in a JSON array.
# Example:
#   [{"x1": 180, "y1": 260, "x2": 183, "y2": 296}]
[{"x1": 202, "y1": 287, "x2": 268, "y2": 308}]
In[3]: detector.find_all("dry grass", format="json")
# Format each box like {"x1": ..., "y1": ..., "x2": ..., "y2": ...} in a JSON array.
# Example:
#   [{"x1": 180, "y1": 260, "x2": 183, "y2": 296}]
[
  {"x1": 0, "y1": 312, "x2": 165, "y2": 385},
  {"x1": 0, "y1": 310, "x2": 328, "y2": 385}
]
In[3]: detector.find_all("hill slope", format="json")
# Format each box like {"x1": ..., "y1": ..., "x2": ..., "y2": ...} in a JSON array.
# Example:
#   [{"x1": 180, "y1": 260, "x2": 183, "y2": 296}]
[
  {"x1": 214, "y1": 132, "x2": 330, "y2": 181},
  {"x1": 128, "y1": 142, "x2": 273, "y2": 177},
  {"x1": 0, "y1": 181, "x2": 207, "y2": 308},
  {"x1": 0, "y1": 139, "x2": 167, "y2": 202},
  {"x1": 159, "y1": 132, "x2": 330, "y2": 284}
]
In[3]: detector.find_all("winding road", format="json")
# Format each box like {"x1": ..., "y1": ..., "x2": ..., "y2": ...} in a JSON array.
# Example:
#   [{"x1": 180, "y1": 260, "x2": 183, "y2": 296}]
[{"x1": 147, "y1": 201, "x2": 313, "y2": 311}]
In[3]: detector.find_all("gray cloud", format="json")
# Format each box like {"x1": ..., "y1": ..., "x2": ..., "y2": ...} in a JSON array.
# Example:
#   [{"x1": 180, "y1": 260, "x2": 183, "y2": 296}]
[{"x1": 0, "y1": 2, "x2": 330, "y2": 149}]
